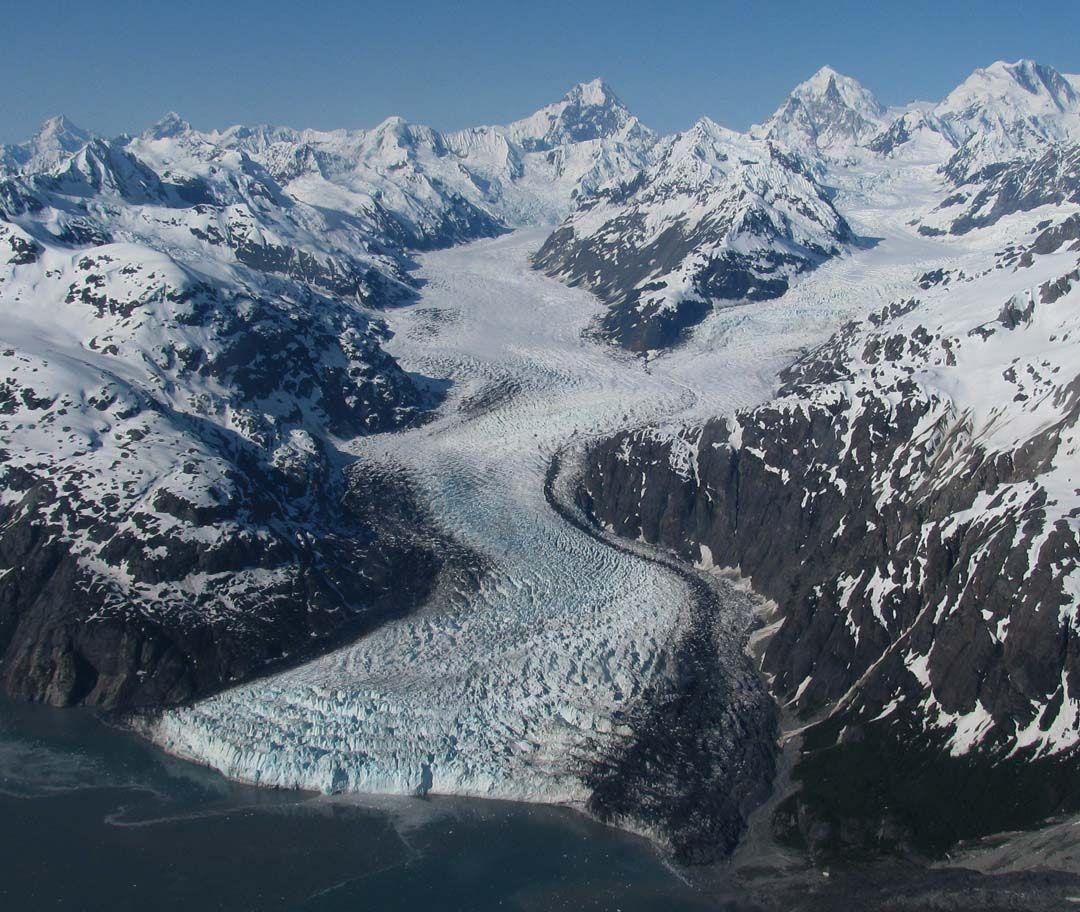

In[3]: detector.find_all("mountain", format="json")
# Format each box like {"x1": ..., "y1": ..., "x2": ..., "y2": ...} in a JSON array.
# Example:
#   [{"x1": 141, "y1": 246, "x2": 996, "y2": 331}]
[
  {"x1": 755, "y1": 65, "x2": 888, "y2": 152},
  {"x1": 935, "y1": 59, "x2": 1080, "y2": 182},
  {"x1": 534, "y1": 118, "x2": 853, "y2": 350},
  {"x1": 1, "y1": 114, "x2": 94, "y2": 175},
  {"x1": 211, "y1": 79, "x2": 657, "y2": 237},
  {"x1": 863, "y1": 60, "x2": 1080, "y2": 185},
  {"x1": 0, "y1": 123, "x2": 454, "y2": 707},
  {"x1": 578, "y1": 212, "x2": 1080, "y2": 856},
  {"x1": 505, "y1": 78, "x2": 644, "y2": 150}
]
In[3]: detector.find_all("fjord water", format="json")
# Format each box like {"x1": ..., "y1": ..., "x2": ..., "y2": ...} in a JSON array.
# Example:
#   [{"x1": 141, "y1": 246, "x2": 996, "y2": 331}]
[{"x1": 0, "y1": 695, "x2": 717, "y2": 911}]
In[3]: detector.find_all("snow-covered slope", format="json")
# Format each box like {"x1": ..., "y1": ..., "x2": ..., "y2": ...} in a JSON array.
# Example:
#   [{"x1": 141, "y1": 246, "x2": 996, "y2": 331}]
[
  {"x1": 934, "y1": 59, "x2": 1080, "y2": 183},
  {"x1": 0, "y1": 129, "x2": 448, "y2": 707},
  {"x1": 534, "y1": 119, "x2": 853, "y2": 350}
]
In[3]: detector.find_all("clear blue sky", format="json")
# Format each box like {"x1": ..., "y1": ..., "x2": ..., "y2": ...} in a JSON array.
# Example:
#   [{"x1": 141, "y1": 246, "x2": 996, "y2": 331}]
[{"x1": 3, "y1": 0, "x2": 1079, "y2": 144}]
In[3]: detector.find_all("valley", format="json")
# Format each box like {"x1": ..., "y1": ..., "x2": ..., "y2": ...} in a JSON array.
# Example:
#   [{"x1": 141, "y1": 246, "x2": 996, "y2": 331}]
[
  {"x1": 147, "y1": 204, "x2": 1003, "y2": 857},
  {"x1": 2, "y1": 56, "x2": 1080, "y2": 880}
]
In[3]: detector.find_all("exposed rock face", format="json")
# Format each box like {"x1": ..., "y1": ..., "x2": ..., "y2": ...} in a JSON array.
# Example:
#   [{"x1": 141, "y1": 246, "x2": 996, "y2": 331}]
[
  {"x1": 0, "y1": 461, "x2": 450, "y2": 708},
  {"x1": 533, "y1": 120, "x2": 852, "y2": 351},
  {"x1": 576, "y1": 220, "x2": 1080, "y2": 857},
  {"x1": 544, "y1": 454, "x2": 777, "y2": 864},
  {"x1": 0, "y1": 242, "x2": 452, "y2": 708},
  {"x1": 922, "y1": 144, "x2": 1080, "y2": 235},
  {"x1": 0, "y1": 126, "x2": 458, "y2": 709}
]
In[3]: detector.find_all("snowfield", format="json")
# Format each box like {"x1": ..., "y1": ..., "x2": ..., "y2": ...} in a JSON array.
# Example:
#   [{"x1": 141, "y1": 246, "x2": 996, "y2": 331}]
[{"x1": 147, "y1": 212, "x2": 997, "y2": 804}]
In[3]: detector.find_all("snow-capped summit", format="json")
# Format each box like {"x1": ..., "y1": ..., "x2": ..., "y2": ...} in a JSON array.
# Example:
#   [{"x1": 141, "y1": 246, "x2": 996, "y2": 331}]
[
  {"x1": 507, "y1": 78, "x2": 650, "y2": 152},
  {"x1": 0, "y1": 113, "x2": 94, "y2": 174},
  {"x1": 936, "y1": 59, "x2": 1080, "y2": 141},
  {"x1": 144, "y1": 111, "x2": 193, "y2": 140},
  {"x1": 756, "y1": 65, "x2": 887, "y2": 152},
  {"x1": 535, "y1": 118, "x2": 852, "y2": 350},
  {"x1": 32, "y1": 114, "x2": 91, "y2": 150},
  {"x1": 570, "y1": 76, "x2": 617, "y2": 107},
  {"x1": 931, "y1": 59, "x2": 1080, "y2": 181}
]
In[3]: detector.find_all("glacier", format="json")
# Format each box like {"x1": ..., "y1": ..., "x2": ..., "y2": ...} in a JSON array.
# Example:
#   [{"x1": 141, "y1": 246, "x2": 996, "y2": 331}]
[{"x1": 147, "y1": 200, "x2": 980, "y2": 807}]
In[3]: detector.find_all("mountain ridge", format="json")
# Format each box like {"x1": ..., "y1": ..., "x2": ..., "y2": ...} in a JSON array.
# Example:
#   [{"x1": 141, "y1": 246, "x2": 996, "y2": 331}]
[{"x1": 2, "y1": 58, "x2": 1080, "y2": 869}]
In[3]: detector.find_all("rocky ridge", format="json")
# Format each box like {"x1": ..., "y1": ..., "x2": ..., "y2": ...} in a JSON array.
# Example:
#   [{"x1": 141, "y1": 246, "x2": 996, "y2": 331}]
[{"x1": 577, "y1": 214, "x2": 1080, "y2": 856}]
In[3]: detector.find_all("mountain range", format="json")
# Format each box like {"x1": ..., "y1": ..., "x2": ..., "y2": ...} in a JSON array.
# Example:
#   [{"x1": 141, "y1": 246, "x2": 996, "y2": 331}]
[{"x1": 2, "y1": 58, "x2": 1080, "y2": 869}]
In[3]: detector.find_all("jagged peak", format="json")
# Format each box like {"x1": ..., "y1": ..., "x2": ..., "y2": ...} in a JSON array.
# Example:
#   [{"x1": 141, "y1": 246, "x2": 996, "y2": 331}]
[
  {"x1": 31, "y1": 114, "x2": 91, "y2": 148},
  {"x1": 788, "y1": 65, "x2": 885, "y2": 116},
  {"x1": 36, "y1": 113, "x2": 77, "y2": 134},
  {"x1": 756, "y1": 65, "x2": 886, "y2": 150},
  {"x1": 563, "y1": 78, "x2": 622, "y2": 108},
  {"x1": 507, "y1": 78, "x2": 648, "y2": 151},
  {"x1": 803, "y1": 65, "x2": 844, "y2": 88},
  {"x1": 145, "y1": 111, "x2": 192, "y2": 140}
]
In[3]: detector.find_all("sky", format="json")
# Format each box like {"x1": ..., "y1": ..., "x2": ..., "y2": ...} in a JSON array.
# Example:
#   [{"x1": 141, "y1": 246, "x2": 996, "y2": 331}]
[{"x1": 2, "y1": 0, "x2": 1079, "y2": 144}]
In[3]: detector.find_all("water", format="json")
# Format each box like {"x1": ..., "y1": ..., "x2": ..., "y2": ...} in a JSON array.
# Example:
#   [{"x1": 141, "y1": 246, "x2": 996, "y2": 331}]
[{"x1": 0, "y1": 696, "x2": 717, "y2": 911}]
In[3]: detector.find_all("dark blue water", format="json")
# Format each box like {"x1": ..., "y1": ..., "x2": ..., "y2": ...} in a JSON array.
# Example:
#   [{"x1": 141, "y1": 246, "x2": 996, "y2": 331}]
[{"x1": 0, "y1": 697, "x2": 719, "y2": 911}]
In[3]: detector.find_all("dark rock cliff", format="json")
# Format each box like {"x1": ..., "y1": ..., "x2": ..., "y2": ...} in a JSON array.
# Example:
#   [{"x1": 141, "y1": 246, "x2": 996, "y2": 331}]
[{"x1": 576, "y1": 240, "x2": 1080, "y2": 857}]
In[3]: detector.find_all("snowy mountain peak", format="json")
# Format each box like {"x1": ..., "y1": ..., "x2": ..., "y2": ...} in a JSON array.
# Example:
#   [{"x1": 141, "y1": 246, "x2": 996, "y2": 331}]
[
  {"x1": 144, "y1": 111, "x2": 192, "y2": 140},
  {"x1": 2, "y1": 113, "x2": 97, "y2": 174},
  {"x1": 945, "y1": 59, "x2": 1080, "y2": 115},
  {"x1": 933, "y1": 58, "x2": 1080, "y2": 182},
  {"x1": 669, "y1": 116, "x2": 747, "y2": 162},
  {"x1": 508, "y1": 78, "x2": 647, "y2": 152},
  {"x1": 757, "y1": 66, "x2": 886, "y2": 151},
  {"x1": 30, "y1": 114, "x2": 92, "y2": 155},
  {"x1": 802, "y1": 65, "x2": 866, "y2": 97},
  {"x1": 565, "y1": 77, "x2": 620, "y2": 107},
  {"x1": 989, "y1": 59, "x2": 1078, "y2": 107},
  {"x1": 34, "y1": 112, "x2": 84, "y2": 138},
  {"x1": 374, "y1": 114, "x2": 410, "y2": 132}
]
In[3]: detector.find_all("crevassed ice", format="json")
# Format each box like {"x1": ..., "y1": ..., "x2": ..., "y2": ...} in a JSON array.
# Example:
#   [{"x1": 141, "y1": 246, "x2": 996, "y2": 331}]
[{"x1": 150, "y1": 213, "x2": 975, "y2": 803}]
